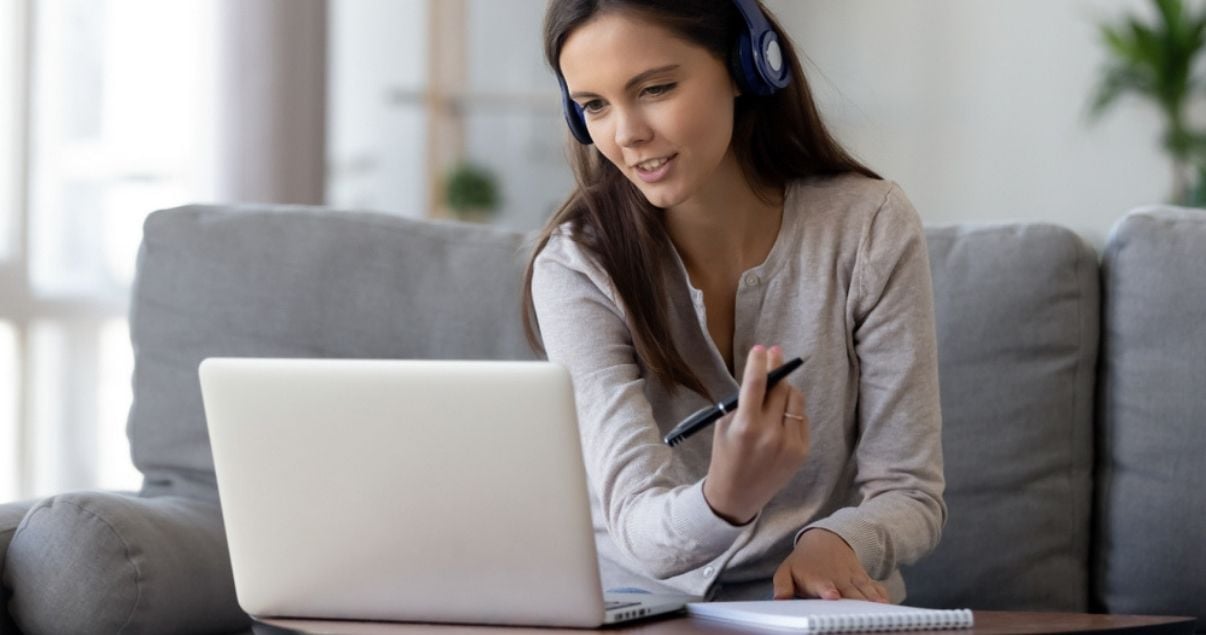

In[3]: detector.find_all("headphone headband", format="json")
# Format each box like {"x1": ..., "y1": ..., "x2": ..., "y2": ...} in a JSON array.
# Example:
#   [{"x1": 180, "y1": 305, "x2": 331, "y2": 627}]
[
  {"x1": 731, "y1": 0, "x2": 774, "y2": 39},
  {"x1": 558, "y1": 0, "x2": 792, "y2": 145}
]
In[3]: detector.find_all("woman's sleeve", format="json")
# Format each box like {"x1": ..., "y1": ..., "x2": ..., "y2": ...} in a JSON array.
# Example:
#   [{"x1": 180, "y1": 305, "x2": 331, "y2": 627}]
[
  {"x1": 800, "y1": 183, "x2": 948, "y2": 581},
  {"x1": 531, "y1": 237, "x2": 757, "y2": 581}
]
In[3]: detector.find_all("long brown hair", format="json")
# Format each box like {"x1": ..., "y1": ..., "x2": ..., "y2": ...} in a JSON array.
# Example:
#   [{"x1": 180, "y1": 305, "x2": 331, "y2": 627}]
[{"x1": 522, "y1": 0, "x2": 880, "y2": 399}]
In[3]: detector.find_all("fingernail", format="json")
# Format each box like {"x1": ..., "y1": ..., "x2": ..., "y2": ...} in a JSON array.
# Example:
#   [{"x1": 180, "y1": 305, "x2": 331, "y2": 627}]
[
  {"x1": 772, "y1": 345, "x2": 782, "y2": 354},
  {"x1": 753, "y1": 344, "x2": 764, "y2": 353}
]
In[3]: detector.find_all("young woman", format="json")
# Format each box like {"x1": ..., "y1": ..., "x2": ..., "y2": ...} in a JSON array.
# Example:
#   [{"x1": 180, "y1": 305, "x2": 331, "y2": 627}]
[{"x1": 523, "y1": 0, "x2": 945, "y2": 604}]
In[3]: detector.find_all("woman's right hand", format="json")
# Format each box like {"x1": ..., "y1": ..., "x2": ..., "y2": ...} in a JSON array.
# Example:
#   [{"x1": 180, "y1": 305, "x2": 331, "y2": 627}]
[{"x1": 703, "y1": 344, "x2": 810, "y2": 525}]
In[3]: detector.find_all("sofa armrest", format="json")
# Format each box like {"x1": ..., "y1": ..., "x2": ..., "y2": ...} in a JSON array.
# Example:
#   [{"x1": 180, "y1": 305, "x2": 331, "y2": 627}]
[
  {"x1": 1, "y1": 499, "x2": 40, "y2": 635},
  {"x1": 2, "y1": 491, "x2": 250, "y2": 635}
]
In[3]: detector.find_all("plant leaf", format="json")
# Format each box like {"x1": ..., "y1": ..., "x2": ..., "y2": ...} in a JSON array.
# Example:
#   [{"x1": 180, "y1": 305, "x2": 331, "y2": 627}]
[{"x1": 1089, "y1": 64, "x2": 1158, "y2": 119}]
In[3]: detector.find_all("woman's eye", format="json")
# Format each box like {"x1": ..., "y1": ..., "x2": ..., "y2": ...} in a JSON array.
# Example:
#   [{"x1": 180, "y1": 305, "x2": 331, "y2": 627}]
[
  {"x1": 582, "y1": 100, "x2": 604, "y2": 114},
  {"x1": 643, "y1": 83, "x2": 676, "y2": 97}
]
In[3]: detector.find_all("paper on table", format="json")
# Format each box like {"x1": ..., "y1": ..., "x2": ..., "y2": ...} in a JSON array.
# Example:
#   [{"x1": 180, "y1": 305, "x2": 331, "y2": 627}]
[{"x1": 687, "y1": 599, "x2": 974, "y2": 633}]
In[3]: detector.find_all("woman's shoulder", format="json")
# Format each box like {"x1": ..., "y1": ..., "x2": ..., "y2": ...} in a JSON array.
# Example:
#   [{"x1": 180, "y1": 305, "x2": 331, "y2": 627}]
[
  {"x1": 790, "y1": 172, "x2": 912, "y2": 217},
  {"x1": 532, "y1": 221, "x2": 621, "y2": 305},
  {"x1": 778, "y1": 173, "x2": 924, "y2": 275},
  {"x1": 788, "y1": 173, "x2": 921, "y2": 236},
  {"x1": 536, "y1": 221, "x2": 596, "y2": 272}
]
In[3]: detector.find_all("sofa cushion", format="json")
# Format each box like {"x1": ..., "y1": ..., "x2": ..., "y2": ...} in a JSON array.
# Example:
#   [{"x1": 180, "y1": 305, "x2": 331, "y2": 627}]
[
  {"x1": 1094, "y1": 208, "x2": 1206, "y2": 624},
  {"x1": 901, "y1": 224, "x2": 1099, "y2": 611},
  {"x1": 3, "y1": 491, "x2": 248, "y2": 635},
  {"x1": 127, "y1": 206, "x2": 536, "y2": 499}
]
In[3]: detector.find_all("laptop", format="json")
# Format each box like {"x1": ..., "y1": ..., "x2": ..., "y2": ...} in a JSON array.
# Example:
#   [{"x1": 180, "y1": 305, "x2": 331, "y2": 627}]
[{"x1": 198, "y1": 358, "x2": 696, "y2": 629}]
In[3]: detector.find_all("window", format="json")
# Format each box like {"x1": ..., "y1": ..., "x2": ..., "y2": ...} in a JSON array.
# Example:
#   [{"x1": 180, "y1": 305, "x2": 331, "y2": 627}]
[
  {"x1": 30, "y1": 0, "x2": 216, "y2": 296},
  {"x1": 0, "y1": 322, "x2": 17, "y2": 502},
  {"x1": 328, "y1": 0, "x2": 429, "y2": 216},
  {"x1": 0, "y1": 0, "x2": 28, "y2": 503},
  {"x1": 1, "y1": 0, "x2": 217, "y2": 500},
  {"x1": 0, "y1": 1, "x2": 22, "y2": 261},
  {"x1": 98, "y1": 318, "x2": 139, "y2": 490},
  {"x1": 327, "y1": 0, "x2": 574, "y2": 229}
]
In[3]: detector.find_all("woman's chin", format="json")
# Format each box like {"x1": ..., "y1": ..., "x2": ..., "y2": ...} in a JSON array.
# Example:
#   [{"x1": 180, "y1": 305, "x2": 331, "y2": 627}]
[{"x1": 635, "y1": 183, "x2": 687, "y2": 210}]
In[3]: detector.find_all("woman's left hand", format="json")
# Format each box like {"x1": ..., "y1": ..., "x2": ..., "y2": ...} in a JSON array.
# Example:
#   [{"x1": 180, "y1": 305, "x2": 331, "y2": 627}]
[{"x1": 772, "y1": 528, "x2": 889, "y2": 602}]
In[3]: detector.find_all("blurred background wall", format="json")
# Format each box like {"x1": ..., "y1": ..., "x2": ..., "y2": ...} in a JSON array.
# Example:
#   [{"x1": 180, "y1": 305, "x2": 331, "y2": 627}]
[
  {"x1": 780, "y1": 0, "x2": 1171, "y2": 248},
  {"x1": 0, "y1": 0, "x2": 1194, "y2": 500},
  {"x1": 327, "y1": 0, "x2": 1171, "y2": 247}
]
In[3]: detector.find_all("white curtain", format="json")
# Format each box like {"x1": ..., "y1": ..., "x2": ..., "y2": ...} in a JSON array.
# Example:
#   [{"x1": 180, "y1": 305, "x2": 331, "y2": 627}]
[{"x1": 214, "y1": 0, "x2": 328, "y2": 205}]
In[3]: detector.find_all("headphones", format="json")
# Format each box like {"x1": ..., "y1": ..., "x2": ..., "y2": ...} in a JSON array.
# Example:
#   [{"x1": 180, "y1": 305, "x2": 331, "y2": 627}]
[{"x1": 558, "y1": 0, "x2": 792, "y2": 145}]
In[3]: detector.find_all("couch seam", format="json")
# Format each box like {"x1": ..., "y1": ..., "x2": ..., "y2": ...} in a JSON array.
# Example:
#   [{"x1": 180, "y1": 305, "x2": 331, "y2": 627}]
[
  {"x1": 25, "y1": 499, "x2": 145, "y2": 635},
  {"x1": 1089, "y1": 223, "x2": 1122, "y2": 611},
  {"x1": 1068, "y1": 234, "x2": 1090, "y2": 611}
]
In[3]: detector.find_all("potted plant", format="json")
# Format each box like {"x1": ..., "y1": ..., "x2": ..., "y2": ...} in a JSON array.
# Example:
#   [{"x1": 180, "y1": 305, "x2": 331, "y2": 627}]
[
  {"x1": 444, "y1": 162, "x2": 500, "y2": 223},
  {"x1": 1088, "y1": 0, "x2": 1206, "y2": 206}
]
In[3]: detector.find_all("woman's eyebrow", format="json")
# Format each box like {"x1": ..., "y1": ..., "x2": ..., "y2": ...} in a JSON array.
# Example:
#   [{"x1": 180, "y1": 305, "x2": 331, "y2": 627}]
[{"x1": 569, "y1": 64, "x2": 681, "y2": 100}]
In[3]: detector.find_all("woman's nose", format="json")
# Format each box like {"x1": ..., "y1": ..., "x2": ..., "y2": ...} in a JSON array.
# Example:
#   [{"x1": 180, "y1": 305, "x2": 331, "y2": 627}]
[{"x1": 613, "y1": 108, "x2": 652, "y2": 147}]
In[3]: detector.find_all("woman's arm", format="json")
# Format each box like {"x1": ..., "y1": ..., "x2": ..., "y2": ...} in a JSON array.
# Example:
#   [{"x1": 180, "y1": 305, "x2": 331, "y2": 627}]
[
  {"x1": 801, "y1": 184, "x2": 948, "y2": 581},
  {"x1": 531, "y1": 235, "x2": 755, "y2": 580}
]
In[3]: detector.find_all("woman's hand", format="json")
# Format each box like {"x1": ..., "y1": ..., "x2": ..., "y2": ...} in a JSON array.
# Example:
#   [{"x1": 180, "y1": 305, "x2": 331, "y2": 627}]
[
  {"x1": 703, "y1": 344, "x2": 809, "y2": 525},
  {"x1": 772, "y1": 528, "x2": 889, "y2": 602}
]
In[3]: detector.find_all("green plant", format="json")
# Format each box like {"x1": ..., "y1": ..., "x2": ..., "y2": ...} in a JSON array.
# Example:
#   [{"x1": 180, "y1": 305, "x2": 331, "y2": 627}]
[
  {"x1": 444, "y1": 162, "x2": 500, "y2": 221},
  {"x1": 1088, "y1": 0, "x2": 1206, "y2": 206}
]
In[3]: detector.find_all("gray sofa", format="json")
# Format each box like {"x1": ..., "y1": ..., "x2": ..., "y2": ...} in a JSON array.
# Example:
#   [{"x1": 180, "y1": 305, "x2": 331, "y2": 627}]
[{"x1": 0, "y1": 202, "x2": 1203, "y2": 634}]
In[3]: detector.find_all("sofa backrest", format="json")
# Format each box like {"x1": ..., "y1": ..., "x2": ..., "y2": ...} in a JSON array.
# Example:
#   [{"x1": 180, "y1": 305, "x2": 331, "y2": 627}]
[
  {"x1": 902, "y1": 224, "x2": 1099, "y2": 612},
  {"x1": 127, "y1": 205, "x2": 537, "y2": 499},
  {"x1": 1094, "y1": 208, "x2": 1206, "y2": 623},
  {"x1": 126, "y1": 204, "x2": 1119, "y2": 614}
]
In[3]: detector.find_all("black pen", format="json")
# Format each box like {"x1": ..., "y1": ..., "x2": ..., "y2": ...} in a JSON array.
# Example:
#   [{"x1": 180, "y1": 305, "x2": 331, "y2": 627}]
[{"x1": 663, "y1": 356, "x2": 805, "y2": 447}]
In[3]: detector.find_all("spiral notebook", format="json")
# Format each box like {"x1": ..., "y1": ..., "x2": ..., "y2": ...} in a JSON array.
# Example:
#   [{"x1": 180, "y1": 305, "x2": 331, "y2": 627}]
[{"x1": 687, "y1": 599, "x2": 974, "y2": 633}]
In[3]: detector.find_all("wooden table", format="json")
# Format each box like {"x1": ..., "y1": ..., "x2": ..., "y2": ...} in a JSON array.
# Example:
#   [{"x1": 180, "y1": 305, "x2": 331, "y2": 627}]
[{"x1": 254, "y1": 610, "x2": 1197, "y2": 634}]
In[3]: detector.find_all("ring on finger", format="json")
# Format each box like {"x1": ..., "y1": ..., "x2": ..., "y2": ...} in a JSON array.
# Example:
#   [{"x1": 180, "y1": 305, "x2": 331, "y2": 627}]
[{"x1": 783, "y1": 412, "x2": 806, "y2": 422}]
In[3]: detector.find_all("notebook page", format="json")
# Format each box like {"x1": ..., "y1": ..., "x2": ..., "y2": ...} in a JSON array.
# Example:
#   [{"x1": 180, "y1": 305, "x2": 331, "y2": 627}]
[{"x1": 687, "y1": 599, "x2": 973, "y2": 633}]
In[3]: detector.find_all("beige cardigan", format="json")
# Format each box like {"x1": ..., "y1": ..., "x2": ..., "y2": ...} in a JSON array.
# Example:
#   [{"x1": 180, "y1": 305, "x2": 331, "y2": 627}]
[{"x1": 530, "y1": 173, "x2": 946, "y2": 602}]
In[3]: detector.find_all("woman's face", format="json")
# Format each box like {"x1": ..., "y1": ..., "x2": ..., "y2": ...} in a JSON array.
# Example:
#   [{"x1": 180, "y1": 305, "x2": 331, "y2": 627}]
[{"x1": 559, "y1": 11, "x2": 739, "y2": 210}]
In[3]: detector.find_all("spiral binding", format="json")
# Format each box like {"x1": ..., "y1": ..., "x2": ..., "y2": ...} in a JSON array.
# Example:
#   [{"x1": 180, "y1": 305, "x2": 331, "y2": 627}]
[{"x1": 808, "y1": 608, "x2": 974, "y2": 632}]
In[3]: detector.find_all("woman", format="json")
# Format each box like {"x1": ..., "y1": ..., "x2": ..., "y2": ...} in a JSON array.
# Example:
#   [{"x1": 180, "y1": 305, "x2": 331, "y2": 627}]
[{"x1": 522, "y1": 0, "x2": 945, "y2": 604}]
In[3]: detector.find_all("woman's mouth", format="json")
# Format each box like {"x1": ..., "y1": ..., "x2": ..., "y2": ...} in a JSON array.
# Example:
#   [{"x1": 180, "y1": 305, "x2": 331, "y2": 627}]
[{"x1": 634, "y1": 154, "x2": 677, "y2": 184}]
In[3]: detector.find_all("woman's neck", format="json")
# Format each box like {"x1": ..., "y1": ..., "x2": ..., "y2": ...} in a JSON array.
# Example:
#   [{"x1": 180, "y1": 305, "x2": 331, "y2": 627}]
[{"x1": 664, "y1": 153, "x2": 784, "y2": 287}]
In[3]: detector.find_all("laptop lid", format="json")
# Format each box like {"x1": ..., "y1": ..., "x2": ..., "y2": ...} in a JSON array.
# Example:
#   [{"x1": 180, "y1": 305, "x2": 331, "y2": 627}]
[{"x1": 199, "y1": 358, "x2": 611, "y2": 627}]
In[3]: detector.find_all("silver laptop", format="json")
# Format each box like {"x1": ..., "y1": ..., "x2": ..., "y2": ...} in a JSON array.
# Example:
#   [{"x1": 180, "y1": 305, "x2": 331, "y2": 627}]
[{"x1": 199, "y1": 358, "x2": 695, "y2": 628}]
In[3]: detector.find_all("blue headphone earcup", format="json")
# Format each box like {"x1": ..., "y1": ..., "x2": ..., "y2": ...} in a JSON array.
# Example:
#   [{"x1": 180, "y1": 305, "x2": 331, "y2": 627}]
[
  {"x1": 732, "y1": 30, "x2": 789, "y2": 96},
  {"x1": 756, "y1": 32, "x2": 791, "y2": 91},
  {"x1": 732, "y1": 29, "x2": 769, "y2": 96},
  {"x1": 558, "y1": 75, "x2": 593, "y2": 145}
]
